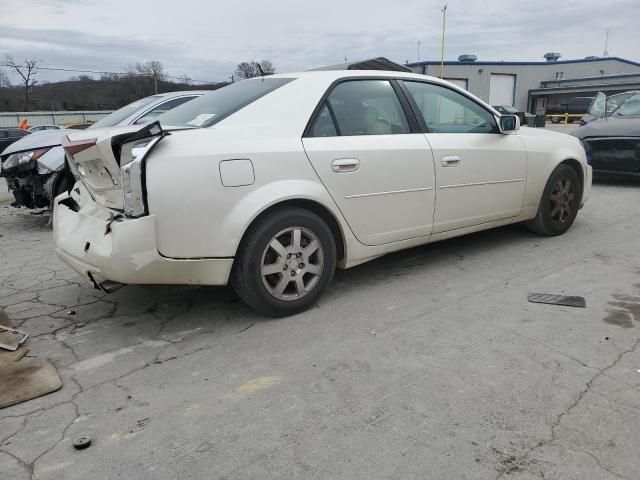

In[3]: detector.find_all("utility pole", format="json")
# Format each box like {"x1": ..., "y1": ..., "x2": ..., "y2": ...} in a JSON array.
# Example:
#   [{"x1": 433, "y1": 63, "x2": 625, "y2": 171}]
[
  {"x1": 602, "y1": 28, "x2": 609, "y2": 57},
  {"x1": 417, "y1": 41, "x2": 421, "y2": 62},
  {"x1": 439, "y1": 4, "x2": 448, "y2": 79},
  {"x1": 153, "y1": 72, "x2": 158, "y2": 94}
]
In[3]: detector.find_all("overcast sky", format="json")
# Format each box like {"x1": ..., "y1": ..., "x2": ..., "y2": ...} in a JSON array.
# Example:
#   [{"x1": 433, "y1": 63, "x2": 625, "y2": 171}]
[{"x1": 2, "y1": 0, "x2": 639, "y2": 84}]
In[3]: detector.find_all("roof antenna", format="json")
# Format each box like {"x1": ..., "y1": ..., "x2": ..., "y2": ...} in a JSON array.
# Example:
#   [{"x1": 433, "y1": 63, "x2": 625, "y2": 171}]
[{"x1": 602, "y1": 28, "x2": 609, "y2": 57}]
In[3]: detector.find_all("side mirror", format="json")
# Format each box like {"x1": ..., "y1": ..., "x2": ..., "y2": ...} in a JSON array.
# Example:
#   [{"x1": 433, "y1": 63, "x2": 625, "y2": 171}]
[{"x1": 499, "y1": 114, "x2": 520, "y2": 133}]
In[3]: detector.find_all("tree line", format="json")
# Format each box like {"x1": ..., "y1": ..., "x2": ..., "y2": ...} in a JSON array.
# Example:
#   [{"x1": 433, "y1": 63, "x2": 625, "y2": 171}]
[{"x1": 0, "y1": 57, "x2": 276, "y2": 112}]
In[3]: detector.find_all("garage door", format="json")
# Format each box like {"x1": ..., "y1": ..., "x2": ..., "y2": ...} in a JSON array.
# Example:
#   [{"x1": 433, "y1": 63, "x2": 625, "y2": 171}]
[
  {"x1": 489, "y1": 74, "x2": 515, "y2": 106},
  {"x1": 445, "y1": 78, "x2": 468, "y2": 90}
]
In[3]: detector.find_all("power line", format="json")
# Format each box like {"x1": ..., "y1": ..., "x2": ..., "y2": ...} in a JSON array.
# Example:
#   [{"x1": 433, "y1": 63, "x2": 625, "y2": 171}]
[{"x1": 1, "y1": 64, "x2": 222, "y2": 85}]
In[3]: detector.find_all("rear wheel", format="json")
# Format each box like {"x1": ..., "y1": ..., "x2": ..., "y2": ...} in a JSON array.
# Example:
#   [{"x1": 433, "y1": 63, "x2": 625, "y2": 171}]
[
  {"x1": 526, "y1": 164, "x2": 581, "y2": 236},
  {"x1": 231, "y1": 207, "x2": 336, "y2": 317}
]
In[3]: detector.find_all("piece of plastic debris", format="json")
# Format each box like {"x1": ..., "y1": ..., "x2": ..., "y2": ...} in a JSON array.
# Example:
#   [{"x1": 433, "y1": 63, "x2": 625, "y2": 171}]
[
  {"x1": 0, "y1": 325, "x2": 29, "y2": 352},
  {"x1": 73, "y1": 435, "x2": 92, "y2": 450},
  {"x1": 67, "y1": 310, "x2": 76, "y2": 316},
  {"x1": 527, "y1": 293, "x2": 586, "y2": 308}
]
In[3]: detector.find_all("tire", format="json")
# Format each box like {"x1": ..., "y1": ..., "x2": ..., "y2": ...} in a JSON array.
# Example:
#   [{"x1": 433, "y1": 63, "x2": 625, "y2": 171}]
[
  {"x1": 231, "y1": 207, "x2": 337, "y2": 317},
  {"x1": 526, "y1": 164, "x2": 582, "y2": 236}
]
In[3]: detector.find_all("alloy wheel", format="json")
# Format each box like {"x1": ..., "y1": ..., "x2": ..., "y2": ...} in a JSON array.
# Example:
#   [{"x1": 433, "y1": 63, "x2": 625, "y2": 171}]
[
  {"x1": 260, "y1": 227, "x2": 324, "y2": 301},
  {"x1": 549, "y1": 178, "x2": 575, "y2": 224}
]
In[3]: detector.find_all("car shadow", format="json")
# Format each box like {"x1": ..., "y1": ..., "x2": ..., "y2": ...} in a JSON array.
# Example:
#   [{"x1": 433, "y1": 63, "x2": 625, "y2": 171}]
[{"x1": 332, "y1": 223, "x2": 531, "y2": 287}]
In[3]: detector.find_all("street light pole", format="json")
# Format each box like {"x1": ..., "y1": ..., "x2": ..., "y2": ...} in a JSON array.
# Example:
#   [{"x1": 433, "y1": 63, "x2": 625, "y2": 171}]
[
  {"x1": 417, "y1": 40, "x2": 421, "y2": 62},
  {"x1": 440, "y1": 4, "x2": 447, "y2": 79}
]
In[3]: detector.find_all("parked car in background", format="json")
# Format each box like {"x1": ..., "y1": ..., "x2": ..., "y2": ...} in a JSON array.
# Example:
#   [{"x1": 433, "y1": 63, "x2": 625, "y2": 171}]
[
  {"x1": 53, "y1": 70, "x2": 590, "y2": 316},
  {"x1": 0, "y1": 91, "x2": 210, "y2": 209},
  {"x1": 0, "y1": 128, "x2": 30, "y2": 153},
  {"x1": 546, "y1": 96, "x2": 594, "y2": 123},
  {"x1": 571, "y1": 91, "x2": 640, "y2": 177},
  {"x1": 579, "y1": 90, "x2": 639, "y2": 124},
  {"x1": 29, "y1": 125, "x2": 63, "y2": 133}
]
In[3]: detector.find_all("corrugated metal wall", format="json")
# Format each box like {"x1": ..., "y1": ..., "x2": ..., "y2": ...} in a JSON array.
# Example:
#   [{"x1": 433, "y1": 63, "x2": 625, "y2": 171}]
[
  {"x1": 0, "y1": 111, "x2": 112, "y2": 128},
  {"x1": 411, "y1": 59, "x2": 640, "y2": 111}
]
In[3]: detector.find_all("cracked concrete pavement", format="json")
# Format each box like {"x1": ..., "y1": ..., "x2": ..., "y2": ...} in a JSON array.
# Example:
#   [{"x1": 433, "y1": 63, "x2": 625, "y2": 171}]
[{"x1": 1, "y1": 179, "x2": 639, "y2": 479}]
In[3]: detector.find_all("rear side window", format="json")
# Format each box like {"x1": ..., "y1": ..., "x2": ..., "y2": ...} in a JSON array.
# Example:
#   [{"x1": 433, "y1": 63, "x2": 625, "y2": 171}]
[
  {"x1": 309, "y1": 104, "x2": 337, "y2": 137},
  {"x1": 308, "y1": 80, "x2": 410, "y2": 137}
]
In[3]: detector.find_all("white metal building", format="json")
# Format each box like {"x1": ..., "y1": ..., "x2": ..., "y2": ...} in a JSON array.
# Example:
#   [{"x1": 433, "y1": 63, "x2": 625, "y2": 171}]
[{"x1": 407, "y1": 55, "x2": 640, "y2": 113}]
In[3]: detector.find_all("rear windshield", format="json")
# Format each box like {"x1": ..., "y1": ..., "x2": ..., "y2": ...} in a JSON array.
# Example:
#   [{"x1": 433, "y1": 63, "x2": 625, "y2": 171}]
[
  {"x1": 158, "y1": 78, "x2": 293, "y2": 128},
  {"x1": 90, "y1": 95, "x2": 161, "y2": 129}
]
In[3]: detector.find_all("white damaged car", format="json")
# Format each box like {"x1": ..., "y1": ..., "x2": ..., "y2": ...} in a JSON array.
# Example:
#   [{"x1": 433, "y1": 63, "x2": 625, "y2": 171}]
[{"x1": 53, "y1": 70, "x2": 591, "y2": 316}]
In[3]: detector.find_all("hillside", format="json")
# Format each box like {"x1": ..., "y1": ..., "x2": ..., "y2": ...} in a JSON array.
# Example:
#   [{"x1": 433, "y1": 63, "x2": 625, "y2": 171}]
[{"x1": 0, "y1": 76, "x2": 227, "y2": 112}]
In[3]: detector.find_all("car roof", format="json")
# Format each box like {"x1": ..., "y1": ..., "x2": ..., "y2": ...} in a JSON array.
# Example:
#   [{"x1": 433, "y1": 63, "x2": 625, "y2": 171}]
[
  {"x1": 262, "y1": 70, "x2": 499, "y2": 115},
  {"x1": 155, "y1": 90, "x2": 212, "y2": 98},
  {"x1": 269, "y1": 69, "x2": 441, "y2": 82}
]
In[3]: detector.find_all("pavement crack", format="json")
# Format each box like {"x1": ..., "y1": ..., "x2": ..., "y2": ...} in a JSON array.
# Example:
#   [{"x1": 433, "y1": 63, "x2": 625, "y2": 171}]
[{"x1": 494, "y1": 337, "x2": 640, "y2": 479}]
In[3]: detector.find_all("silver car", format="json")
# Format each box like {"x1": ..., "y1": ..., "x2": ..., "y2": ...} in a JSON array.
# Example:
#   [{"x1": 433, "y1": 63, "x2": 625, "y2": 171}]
[{"x1": 0, "y1": 91, "x2": 209, "y2": 209}]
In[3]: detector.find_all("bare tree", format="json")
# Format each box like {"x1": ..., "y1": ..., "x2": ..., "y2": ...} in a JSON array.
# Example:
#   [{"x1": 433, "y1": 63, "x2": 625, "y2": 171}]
[
  {"x1": 234, "y1": 60, "x2": 276, "y2": 80},
  {"x1": 0, "y1": 69, "x2": 10, "y2": 88},
  {"x1": 134, "y1": 60, "x2": 167, "y2": 93},
  {"x1": 259, "y1": 60, "x2": 275, "y2": 75},
  {"x1": 5, "y1": 56, "x2": 38, "y2": 110}
]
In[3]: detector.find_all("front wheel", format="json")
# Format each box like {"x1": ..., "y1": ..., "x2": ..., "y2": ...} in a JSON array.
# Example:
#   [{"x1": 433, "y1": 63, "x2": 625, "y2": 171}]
[
  {"x1": 525, "y1": 164, "x2": 582, "y2": 236},
  {"x1": 231, "y1": 207, "x2": 337, "y2": 317}
]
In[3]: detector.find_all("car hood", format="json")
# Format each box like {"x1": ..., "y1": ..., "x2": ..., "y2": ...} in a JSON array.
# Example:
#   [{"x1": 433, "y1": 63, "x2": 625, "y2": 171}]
[
  {"x1": 570, "y1": 115, "x2": 640, "y2": 140},
  {"x1": 2, "y1": 129, "x2": 73, "y2": 156},
  {"x1": 518, "y1": 126, "x2": 569, "y2": 138}
]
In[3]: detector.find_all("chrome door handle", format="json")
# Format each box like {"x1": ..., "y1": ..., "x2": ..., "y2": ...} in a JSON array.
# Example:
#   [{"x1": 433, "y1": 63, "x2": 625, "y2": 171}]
[
  {"x1": 441, "y1": 155, "x2": 462, "y2": 167},
  {"x1": 332, "y1": 158, "x2": 360, "y2": 173}
]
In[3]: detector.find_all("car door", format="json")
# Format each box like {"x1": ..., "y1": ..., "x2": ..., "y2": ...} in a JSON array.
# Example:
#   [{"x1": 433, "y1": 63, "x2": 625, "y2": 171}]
[
  {"x1": 400, "y1": 80, "x2": 526, "y2": 233},
  {"x1": 302, "y1": 79, "x2": 436, "y2": 246}
]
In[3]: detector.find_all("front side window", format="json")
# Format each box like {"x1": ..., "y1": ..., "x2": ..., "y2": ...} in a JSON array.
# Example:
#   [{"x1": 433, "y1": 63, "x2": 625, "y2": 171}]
[
  {"x1": 311, "y1": 80, "x2": 409, "y2": 136},
  {"x1": 403, "y1": 81, "x2": 498, "y2": 133}
]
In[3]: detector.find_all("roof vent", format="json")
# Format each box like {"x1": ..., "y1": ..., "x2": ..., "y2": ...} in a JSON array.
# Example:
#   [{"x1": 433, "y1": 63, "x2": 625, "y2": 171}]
[
  {"x1": 458, "y1": 54, "x2": 477, "y2": 63},
  {"x1": 584, "y1": 55, "x2": 599, "y2": 60},
  {"x1": 544, "y1": 52, "x2": 561, "y2": 62}
]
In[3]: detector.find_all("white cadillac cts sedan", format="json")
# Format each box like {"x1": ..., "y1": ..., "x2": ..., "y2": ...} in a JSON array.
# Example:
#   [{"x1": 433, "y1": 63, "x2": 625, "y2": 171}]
[{"x1": 54, "y1": 70, "x2": 591, "y2": 316}]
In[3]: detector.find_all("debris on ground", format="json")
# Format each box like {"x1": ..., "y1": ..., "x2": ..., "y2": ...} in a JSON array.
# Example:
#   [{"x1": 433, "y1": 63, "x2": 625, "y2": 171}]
[
  {"x1": 0, "y1": 346, "x2": 29, "y2": 363},
  {"x1": 73, "y1": 435, "x2": 92, "y2": 450},
  {"x1": 527, "y1": 293, "x2": 586, "y2": 308},
  {"x1": 0, "y1": 307, "x2": 62, "y2": 408},
  {"x1": 0, "y1": 358, "x2": 62, "y2": 409},
  {"x1": 0, "y1": 324, "x2": 29, "y2": 351}
]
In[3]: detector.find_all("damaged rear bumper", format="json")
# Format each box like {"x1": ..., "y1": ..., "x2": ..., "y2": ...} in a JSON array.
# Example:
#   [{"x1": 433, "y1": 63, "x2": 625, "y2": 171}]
[{"x1": 53, "y1": 188, "x2": 233, "y2": 287}]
